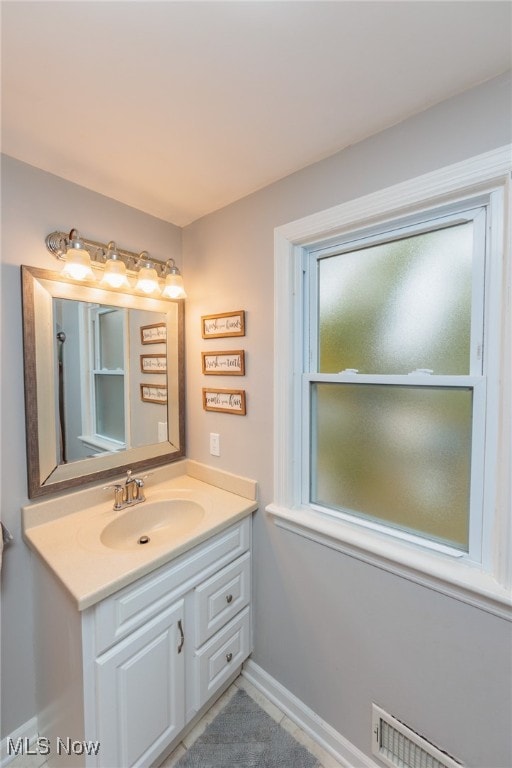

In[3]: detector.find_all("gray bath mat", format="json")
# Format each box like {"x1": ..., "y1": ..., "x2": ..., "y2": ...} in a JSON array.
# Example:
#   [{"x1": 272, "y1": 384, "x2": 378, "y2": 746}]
[{"x1": 175, "y1": 689, "x2": 319, "y2": 768}]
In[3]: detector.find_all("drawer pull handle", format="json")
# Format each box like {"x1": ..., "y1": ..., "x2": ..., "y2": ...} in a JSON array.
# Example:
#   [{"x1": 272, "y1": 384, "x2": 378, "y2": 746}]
[
  {"x1": 226, "y1": 652, "x2": 233, "y2": 663},
  {"x1": 177, "y1": 619, "x2": 185, "y2": 654},
  {"x1": 226, "y1": 594, "x2": 233, "y2": 604}
]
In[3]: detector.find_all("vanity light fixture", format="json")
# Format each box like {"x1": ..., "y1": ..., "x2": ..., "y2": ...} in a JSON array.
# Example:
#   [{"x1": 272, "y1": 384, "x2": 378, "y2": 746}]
[{"x1": 45, "y1": 229, "x2": 186, "y2": 300}]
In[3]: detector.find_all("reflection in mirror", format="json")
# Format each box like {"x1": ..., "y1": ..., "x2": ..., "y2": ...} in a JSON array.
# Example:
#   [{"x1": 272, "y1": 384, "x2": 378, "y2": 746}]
[
  {"x1": 22, "y1": 266, "x2": 185, "y2": 498},
  {"x1": 54, "y1": 300, "x2": 169, "y2": 463}
]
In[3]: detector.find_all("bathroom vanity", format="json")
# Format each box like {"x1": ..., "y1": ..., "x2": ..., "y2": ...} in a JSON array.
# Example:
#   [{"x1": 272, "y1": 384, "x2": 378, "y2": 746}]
[{"x1": 23, "y1": 462, "x2": 257, "y2": 768}]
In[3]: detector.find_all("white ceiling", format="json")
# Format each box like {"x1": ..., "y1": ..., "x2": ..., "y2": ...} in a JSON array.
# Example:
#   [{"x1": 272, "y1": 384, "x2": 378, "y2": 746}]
[{"x1": 2, "y1": 1, "x2": 511, "y2": 226}]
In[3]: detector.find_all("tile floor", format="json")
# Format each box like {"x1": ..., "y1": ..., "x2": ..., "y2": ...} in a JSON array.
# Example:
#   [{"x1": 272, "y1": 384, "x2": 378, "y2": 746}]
[{"x1": 5, "y1": 675, "x2": 344, "y2": 768}]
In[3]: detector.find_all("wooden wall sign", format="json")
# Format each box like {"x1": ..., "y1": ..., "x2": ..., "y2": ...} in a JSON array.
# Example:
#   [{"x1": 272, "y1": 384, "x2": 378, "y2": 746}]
[
  {"x1": 201, "y1": 310, "x2": 245, "y2": 339},
  {"x1": 140, "y1": 354, "x2": 167, "y2": 373},
  {"x1": 140, "y1": 384, "x2": 167, "y2": 403},
  {"x1": 201, "y1": 350, "x2": 245, "y2": 375},
  {"x1": 140, "y1": 323, "x2": 166, "y2": 344},
  {"x1": 202, "y1": 388, "x2": 246, "y2": 415}
]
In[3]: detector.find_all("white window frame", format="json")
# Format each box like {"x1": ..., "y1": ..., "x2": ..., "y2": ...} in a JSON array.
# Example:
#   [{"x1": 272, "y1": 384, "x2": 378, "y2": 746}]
[
  {"x1": 78, "y1": 304, "x2": 129, "y2": 452},
  {"x1": 304, "y1": 206, "x2": 486, "y2": 562},
  {"x1": 268, "y1": 146, "x2": 512, "y2": 620}
]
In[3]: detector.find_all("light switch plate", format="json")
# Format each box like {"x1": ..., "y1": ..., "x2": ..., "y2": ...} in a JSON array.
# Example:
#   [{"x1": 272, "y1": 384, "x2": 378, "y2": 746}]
[{"x1": 210, "y1": 432, "x2": 220, "y2": 456}]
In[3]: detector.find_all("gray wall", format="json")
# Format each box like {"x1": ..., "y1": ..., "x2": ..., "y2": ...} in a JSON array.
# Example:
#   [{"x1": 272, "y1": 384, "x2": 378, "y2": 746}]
[
  {"x1": 183, "y1": 72, "x2": 512, "y2": 767},
  {"x1": 0, "y1": 157, "x2": 182, "y2": 738}
]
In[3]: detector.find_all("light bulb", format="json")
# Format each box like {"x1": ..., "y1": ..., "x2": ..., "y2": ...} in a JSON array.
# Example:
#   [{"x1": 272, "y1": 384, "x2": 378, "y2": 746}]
[
  {"x1": 101, "y1": 252, "x2": 129, "y2": 289},
  {"x1": 136, "y1": 262, "x2": 159, "y2": 294},
  {"x1": 61, "y1": 232, "x2": 95, "y2": 281},
  {"x1": 161, "y1": 272, "x2": 187, "y2": 299}
]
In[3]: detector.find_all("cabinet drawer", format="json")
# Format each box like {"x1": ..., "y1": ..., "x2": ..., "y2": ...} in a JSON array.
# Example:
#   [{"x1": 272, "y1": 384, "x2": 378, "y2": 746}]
[
  {"x1": 95, "y1": 517, "x2": 250, "y2": 654},
  {"x1": 194, "y1": 552, "x2": 251, "y2": 647},
  {"x1": 194, "y1": 606, "x2": 251, "y2": 709}
]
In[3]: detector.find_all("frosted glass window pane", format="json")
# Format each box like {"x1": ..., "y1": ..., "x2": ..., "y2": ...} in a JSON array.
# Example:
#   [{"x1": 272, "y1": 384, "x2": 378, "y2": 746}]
[
  {"x1": 318, "y1": 223, "x2": 473, "y2": 374},
  {"x1": 95, "y1": 374, "x2": 125, "y2": 441},
  {"x1": 311, "y1": 383, "x2": 472, "y2": 550},
  {"x1": 98, "y1": 309, "x2": 124, "y2": 370}
]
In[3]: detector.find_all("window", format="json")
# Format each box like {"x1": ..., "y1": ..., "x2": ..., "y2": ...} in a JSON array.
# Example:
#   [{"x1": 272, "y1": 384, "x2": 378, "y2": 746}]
[
  {"x1": 270, "y1": 147, "x2": 511, "y2": 617},
  {"x1": 306, "y1": 210, "x2": 485, "y2": 558},
  {"x1": 80, "y1": 304, "x2": 128, "y2": 452}
]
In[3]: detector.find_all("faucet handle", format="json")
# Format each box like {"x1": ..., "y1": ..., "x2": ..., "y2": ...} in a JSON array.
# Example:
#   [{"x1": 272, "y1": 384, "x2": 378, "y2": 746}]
[
  {"x1": 136, "y1": 471, "x2": 153, "y2": 484},
  {"x1": 103, "y1": 483, "x2": 125, "y2": 510},
  {"x1": 124, "y1": 468, "x2": 149, "y2": 482},
  {"x1": 134, "y1": 481, "x2": 146, "y2": 503}
]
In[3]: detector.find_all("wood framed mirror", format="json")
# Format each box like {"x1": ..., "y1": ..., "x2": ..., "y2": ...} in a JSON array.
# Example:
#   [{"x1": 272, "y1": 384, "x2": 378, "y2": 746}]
[{"x1": 21, "y1": 266, "x2": 185, "y2": 498}]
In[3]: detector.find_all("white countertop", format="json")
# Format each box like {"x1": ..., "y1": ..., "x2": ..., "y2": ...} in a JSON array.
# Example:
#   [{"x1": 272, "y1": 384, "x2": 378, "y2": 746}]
[{"x1": 22, "y1": 461, "x2": 258, "y2": 610}]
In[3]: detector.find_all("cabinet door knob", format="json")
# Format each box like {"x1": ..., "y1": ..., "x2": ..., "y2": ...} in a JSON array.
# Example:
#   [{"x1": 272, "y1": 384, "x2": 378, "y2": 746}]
[
  {"x1": 226, "y1": 594, "x2": 233, "y2": 604},
  {"x1": 226, "y1": 652, "x2": 233, "y2": 663}
]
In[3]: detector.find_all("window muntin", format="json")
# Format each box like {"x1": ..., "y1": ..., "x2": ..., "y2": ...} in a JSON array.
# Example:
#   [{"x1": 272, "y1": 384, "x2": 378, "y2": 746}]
[{"x1": 305, "y1": 207, "x2": 487, "y2": 559}]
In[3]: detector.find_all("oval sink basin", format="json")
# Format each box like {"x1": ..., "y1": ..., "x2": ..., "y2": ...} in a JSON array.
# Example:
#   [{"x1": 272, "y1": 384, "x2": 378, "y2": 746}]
[{"x1": 100, "y1": 498, "x2": 205, "y2": 550}]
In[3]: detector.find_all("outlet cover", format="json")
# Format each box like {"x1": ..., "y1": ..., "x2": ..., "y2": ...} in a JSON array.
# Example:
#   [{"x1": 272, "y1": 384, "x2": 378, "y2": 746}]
[{"x1": 210, "y1": 432, "x2": 220, "y2": 456}]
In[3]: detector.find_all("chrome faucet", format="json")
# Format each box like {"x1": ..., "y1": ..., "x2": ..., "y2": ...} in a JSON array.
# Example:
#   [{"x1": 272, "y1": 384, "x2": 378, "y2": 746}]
[{"x1": 105, "y1": 470, "x2": 146, "y2": 511}]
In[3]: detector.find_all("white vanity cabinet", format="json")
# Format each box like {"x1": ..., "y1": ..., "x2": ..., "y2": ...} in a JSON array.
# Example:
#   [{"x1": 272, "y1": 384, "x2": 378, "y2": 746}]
[{"x1": 34, "y1": 516, "x2": 252, "y2": 768}]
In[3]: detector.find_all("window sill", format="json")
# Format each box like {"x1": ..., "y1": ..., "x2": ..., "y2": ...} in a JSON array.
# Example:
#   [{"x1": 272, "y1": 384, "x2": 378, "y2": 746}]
[
  {"x1": 266, "y1": 502, "x2": 512, "y2": 621},
  {"x1": 78, "y1": 435, "x2": 126, "y2": 453}
]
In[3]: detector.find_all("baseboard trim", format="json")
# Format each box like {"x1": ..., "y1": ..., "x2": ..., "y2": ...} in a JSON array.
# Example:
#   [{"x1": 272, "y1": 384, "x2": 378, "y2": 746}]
[
  {"x1": 242, "y1": 660, "x2": 379, "y2": 768},
  {"x1": 0, "y1": 717, "x2": 38, "y2": 768}
]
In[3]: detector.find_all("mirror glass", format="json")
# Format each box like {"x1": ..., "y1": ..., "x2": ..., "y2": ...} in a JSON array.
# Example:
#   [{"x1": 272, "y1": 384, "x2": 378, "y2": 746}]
[{"x1": 22, "y1": 266, "x2": 185, "y2": 497}]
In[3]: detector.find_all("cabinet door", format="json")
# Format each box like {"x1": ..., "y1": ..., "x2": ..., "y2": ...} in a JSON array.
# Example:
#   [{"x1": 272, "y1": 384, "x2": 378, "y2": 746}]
[{"x1": 95, "y1": 599, "x2": 185, "y2": 768}]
